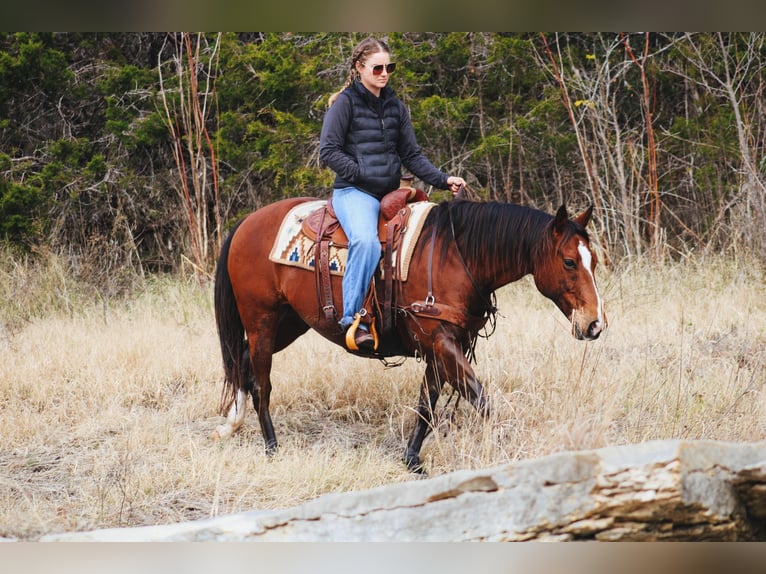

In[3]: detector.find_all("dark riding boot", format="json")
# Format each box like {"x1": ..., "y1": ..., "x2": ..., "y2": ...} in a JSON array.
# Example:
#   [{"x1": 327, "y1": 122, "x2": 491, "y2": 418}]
[
  {"x1": 344, "y1": 319, "x2": 375, "y2": 352},
  {"x1": 353, "y1": 325, "x2": 375, "y2": 350}
]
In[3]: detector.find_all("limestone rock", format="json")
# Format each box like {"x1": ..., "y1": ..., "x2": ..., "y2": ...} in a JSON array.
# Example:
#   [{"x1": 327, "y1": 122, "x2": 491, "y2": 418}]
[{"x1": 41, "y1": 440, "x2": 766, "y2": 541}]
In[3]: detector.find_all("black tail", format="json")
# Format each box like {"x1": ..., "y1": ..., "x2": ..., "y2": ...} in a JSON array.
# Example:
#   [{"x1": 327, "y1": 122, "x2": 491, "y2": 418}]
[{"x1": 214, "y1": 219, "x2": 246, "y2": 414}]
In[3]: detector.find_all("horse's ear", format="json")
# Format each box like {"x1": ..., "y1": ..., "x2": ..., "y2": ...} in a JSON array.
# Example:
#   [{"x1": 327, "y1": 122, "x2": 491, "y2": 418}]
[
  {"x1": 574, "y1": 205, "x2": 594, "y2": 228},
  {"x1": 553, "y1": 204, "x2": 569, "y2": 236}
]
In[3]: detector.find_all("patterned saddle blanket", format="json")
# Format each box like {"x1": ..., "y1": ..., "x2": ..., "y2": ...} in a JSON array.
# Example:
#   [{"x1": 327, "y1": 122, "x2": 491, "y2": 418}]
[{"x1": 268, "y1": 199, "x2": 435, "y2": 281}]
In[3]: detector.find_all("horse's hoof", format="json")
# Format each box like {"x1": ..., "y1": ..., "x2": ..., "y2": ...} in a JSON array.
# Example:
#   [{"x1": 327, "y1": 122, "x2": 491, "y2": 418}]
[
  {"x1": 475, "y1": 397, "x2": 491, "y2": 418},
  {"x1": 404, "y1": 456, "x2": 427, "y2": 475}
]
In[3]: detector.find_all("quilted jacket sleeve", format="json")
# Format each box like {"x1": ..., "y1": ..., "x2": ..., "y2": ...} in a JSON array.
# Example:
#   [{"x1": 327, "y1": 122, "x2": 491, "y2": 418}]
[{"x1": 396, "y1": 101, "x2": 450, "y2": 191}]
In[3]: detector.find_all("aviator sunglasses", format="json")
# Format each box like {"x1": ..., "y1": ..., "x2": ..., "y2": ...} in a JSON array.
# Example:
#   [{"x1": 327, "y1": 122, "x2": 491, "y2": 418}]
[{"x1": 366, "y1": 62, "x2": 397, "y2": 75}]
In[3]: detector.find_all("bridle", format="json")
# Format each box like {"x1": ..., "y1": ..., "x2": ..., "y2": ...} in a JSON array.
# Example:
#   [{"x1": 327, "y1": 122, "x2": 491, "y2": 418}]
[
  {"x1": 446, "y1": 188, "x2": 498, "y2": 338},
  {"x1": 404, "y1": 185, "x2": 498, "y2": 359}
]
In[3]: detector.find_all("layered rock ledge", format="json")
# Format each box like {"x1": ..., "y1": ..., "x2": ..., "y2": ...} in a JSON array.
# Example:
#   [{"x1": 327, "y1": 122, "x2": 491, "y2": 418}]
[{"x1": 42, "y1": 440, "x2": 766, "y2": 541}]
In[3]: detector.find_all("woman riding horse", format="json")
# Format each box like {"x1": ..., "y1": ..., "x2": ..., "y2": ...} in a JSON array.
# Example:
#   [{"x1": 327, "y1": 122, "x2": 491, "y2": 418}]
[{"x1": 214, "y1": 196, "x2": 606, "y2": 472}]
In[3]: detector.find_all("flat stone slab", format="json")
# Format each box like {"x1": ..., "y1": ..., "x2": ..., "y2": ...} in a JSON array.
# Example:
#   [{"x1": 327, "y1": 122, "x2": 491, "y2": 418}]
[{"x1": 41, "y1": 440, "x2": 766, "y2": 541}]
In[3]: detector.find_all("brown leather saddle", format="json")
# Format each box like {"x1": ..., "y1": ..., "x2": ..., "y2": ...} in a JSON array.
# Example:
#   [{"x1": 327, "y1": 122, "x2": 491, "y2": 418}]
[
  {"x1": 301, "y1": 181, "x2": 427, "y2": 246},
  {"x1": 303, "y1": 180, "x2": 428, "y2": 345},
  {"x1": 301, "y1": 197, "x2": 381, "y2": 248}
]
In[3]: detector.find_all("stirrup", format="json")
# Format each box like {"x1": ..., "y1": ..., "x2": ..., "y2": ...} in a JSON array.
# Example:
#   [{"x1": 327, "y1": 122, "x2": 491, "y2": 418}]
[{"x1": 345, "y1": 312, "x2": 379, "y2": 351}]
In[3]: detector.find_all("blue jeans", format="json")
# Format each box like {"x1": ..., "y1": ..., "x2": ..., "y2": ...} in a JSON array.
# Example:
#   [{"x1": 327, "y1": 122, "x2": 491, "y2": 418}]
[{"x1": 331, "y1": 187, "x2": 381, "y2": 330}]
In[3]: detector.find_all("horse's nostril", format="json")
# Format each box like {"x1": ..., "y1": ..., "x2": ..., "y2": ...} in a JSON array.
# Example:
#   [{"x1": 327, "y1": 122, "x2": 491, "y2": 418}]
[{"x1": 588, "y1": 320, "x2": 602, "y2": 338}]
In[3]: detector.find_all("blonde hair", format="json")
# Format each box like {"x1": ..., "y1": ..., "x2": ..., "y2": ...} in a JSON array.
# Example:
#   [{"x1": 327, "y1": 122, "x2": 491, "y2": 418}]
[{"x1": 328, "y1": 37, "x2": 392, "y2": 107}]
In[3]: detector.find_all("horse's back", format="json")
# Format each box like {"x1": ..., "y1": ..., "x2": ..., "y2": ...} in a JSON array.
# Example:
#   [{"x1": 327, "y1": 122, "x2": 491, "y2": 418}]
[
  {"x1": 227, "y1": 197, "x2": 325, "y2": 315},
  {"x1": 239, "y1": 196, "x2": 319, "y2": 232},
  {"x1": 230, "y1": 197, "x2": 319, "y2": 257}
]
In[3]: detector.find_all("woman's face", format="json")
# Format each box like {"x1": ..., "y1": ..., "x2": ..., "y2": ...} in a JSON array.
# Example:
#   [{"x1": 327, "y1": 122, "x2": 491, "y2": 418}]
[{"x1": 356, "y1": 50, "x2": 393, "y2": 97}]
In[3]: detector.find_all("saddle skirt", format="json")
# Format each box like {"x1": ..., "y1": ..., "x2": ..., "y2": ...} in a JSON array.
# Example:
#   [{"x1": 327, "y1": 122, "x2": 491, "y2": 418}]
[{"x1": 268, "y1": 198, "x2": 435, "y2": 281}]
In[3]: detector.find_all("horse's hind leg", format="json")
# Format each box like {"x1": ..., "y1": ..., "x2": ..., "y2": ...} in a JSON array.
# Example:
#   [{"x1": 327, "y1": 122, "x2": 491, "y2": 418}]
[
  {"x1": 404, "y1": 363, "x2": 442, "y2": 472},
  {"x1": 213, "y1": 349, "x2": 253, "y2": 440},
  {"x1": 254, "y1": 370, "x2": 277, "y2": 456},
  {"x1": 214, "y1": 390, "x2": 247, "y2": 439},
  {"x1": 250, "y1": 307, "x2": 309, "y2": 454},
  {"x1": 245, "y1": 319, "x2": 281, "y2": 455},
  {"x1": 218, "y1": 305, "x2": 305, "y2": 454}
]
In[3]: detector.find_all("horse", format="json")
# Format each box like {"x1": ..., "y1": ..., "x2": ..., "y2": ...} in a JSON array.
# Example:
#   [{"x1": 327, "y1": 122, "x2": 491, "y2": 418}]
[{"x1": 213, "y1": 197, "x2": 606, "y2": 471}]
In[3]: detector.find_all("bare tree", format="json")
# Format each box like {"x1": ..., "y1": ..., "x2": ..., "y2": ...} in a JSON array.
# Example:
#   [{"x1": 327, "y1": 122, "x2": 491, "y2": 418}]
[
  {"x1": 157, "y1": 32, "x2": 222, "y2": 280},
  {"x1": 671, "y1": 32, "x2": 766, "y2": 254},
  {"x1": 537, "y1": 34, "x2": 602, "y2": 213},
  {"x1": 535, "y1": 33, "x2": 654, "y2": 264},
  {"x1": 621, "y1": 33, "x2": 663, "y2": 261}
]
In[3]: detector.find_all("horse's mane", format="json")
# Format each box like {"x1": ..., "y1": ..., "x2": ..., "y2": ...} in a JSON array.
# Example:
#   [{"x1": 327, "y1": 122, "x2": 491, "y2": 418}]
[{"x1": 421, "y1": 200, "x2": 589, "y2": 278}]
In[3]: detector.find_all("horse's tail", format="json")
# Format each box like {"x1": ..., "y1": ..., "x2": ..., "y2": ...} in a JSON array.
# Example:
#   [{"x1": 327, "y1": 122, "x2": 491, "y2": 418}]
[{"x1": 214, "y1": 219, "x2": 246, "y2": 415}]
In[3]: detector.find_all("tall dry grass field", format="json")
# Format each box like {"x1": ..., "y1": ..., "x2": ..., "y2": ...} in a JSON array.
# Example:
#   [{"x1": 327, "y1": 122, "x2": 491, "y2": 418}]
[{"x1": 1, "y1": 252, "x2": 765, "y2": 540}]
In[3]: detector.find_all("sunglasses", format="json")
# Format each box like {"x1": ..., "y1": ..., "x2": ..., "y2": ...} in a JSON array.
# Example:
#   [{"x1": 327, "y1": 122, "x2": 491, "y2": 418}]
[{"x1": 366, "y1": 62, "x2": 396, "y2": 76}]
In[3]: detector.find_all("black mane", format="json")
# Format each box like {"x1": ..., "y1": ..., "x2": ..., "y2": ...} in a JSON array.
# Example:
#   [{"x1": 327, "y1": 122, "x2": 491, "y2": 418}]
[{"x1": 421, "y1": 200, "x2": 588, "y2": 279}]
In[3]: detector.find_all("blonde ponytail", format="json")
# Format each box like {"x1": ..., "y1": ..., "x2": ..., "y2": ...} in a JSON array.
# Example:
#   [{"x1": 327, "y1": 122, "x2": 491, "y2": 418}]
[
  {"x1": 328, "y1": 70, "x2": 357, "y2": 107},
  {"x1": 327, "y1": 36, "x2": 391, "y2": 108}
]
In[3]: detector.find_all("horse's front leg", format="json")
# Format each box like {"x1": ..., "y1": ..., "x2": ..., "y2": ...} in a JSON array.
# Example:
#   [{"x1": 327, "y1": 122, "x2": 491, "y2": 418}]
[
  {"x1": 404, "y1": 363, "x2": 442, "y2": 473},
  {"x1": 404, "y1": 327, "x2": 490, "y2": 472},
  {"x1": 432, "y1": 328, "x2": 490, "y2": 416}
]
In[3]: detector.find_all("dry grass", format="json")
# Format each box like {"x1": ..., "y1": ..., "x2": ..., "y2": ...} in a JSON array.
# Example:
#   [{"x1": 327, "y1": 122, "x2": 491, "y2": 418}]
[{"x1": 1, "y1": 254, "x2": 765, "y2": 540}]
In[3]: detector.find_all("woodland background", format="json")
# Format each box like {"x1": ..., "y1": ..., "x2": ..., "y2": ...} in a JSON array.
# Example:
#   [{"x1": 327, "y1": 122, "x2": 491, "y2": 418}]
[
  {"x1": 2, "y1": 31, "x2": 765, "y2": 292},
  {"x1": 3, "y1": 32, "x2": 766, "y2": 539}
]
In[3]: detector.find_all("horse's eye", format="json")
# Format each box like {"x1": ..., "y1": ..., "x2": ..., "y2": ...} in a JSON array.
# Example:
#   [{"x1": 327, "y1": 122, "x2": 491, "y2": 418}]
[{"x1": 564, "y1": 258, "x2": 577, "y2": 270}]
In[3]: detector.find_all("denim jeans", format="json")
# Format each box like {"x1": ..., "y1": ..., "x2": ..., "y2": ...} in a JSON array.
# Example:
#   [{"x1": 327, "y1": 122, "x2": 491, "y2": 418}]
[{"x1": 331, "y1": 187, "x2": 381, "y2": 330}]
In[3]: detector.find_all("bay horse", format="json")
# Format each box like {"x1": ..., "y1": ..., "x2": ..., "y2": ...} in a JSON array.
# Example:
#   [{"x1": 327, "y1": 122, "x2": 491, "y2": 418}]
[{"x1": 213, "y1": 198, "x2": 606, "y2": 471}]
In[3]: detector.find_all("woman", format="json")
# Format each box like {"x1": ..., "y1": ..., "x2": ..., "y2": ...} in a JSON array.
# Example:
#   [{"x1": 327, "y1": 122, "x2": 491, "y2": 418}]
[{"x1": 319, "y1": 37, "x2": 465, "y2": 350}]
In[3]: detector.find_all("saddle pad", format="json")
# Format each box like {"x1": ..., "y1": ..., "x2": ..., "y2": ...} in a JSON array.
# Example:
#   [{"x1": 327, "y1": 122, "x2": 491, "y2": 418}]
[
  {"x1": 388, "y1": 200, "x2": 435, "y2": 281},
  {"x1": 268, "y1": 199, "x2": 435, "y2": 281}
]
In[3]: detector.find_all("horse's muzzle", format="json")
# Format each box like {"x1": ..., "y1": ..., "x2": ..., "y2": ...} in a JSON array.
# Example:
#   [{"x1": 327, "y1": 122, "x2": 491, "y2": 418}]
[
  {"x1": 573, "y1": 317, "x2": 606, "y2": 340},
  {"x1": 587, "y1": 319, "x2": 604, "y2": 340}
]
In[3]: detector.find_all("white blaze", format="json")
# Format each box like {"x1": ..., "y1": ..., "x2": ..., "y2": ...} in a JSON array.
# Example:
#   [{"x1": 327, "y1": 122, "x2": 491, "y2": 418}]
[{"x1": 578, "y1": 241, "x2": 604, "y2": 328}]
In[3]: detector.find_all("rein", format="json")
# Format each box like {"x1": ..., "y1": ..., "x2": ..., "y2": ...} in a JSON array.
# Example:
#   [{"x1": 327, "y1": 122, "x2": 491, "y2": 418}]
[
  {"x1": 401, "y1": 191, "x2": 498, "y2": 361},
  {"x1": 446, "y1": 196, "x2": 498, "y2": 337}
]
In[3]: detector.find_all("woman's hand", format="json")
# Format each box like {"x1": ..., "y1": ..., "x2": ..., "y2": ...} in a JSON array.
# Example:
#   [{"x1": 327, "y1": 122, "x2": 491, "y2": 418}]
[{"x1": 446, "y1": 176, "x2": 466, "y2": 196}]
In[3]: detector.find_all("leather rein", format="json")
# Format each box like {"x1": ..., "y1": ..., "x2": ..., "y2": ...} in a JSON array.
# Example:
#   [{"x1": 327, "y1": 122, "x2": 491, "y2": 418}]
[{"x1": 400, "y1": 186, "x2": 498, "y2": 353}]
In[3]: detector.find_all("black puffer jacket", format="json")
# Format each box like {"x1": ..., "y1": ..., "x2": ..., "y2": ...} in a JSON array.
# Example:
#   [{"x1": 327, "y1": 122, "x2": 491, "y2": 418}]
[{"x1": 319, "y1": 80, "x2": 449, "y2": 200}]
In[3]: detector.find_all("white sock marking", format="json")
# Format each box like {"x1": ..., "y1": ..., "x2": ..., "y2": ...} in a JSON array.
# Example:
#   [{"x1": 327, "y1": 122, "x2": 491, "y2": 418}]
[{"x1": 213, "y1": 389, "x2": 246, "y2": 440}]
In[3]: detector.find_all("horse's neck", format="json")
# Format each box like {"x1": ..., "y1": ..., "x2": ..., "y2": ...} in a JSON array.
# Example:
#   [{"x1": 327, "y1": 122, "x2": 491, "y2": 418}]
[
  {"x1": 475, "y1": 210, "x2": 546, "y2": 292},
  {"x1": 485, "y1": 240, "x2": 535, "y2": 292}
]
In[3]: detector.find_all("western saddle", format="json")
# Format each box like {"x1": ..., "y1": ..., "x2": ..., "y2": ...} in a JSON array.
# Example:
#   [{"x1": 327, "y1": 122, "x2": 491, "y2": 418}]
[{"x1": 302, "y1": 178, "x2": 428, "y2": 350}]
